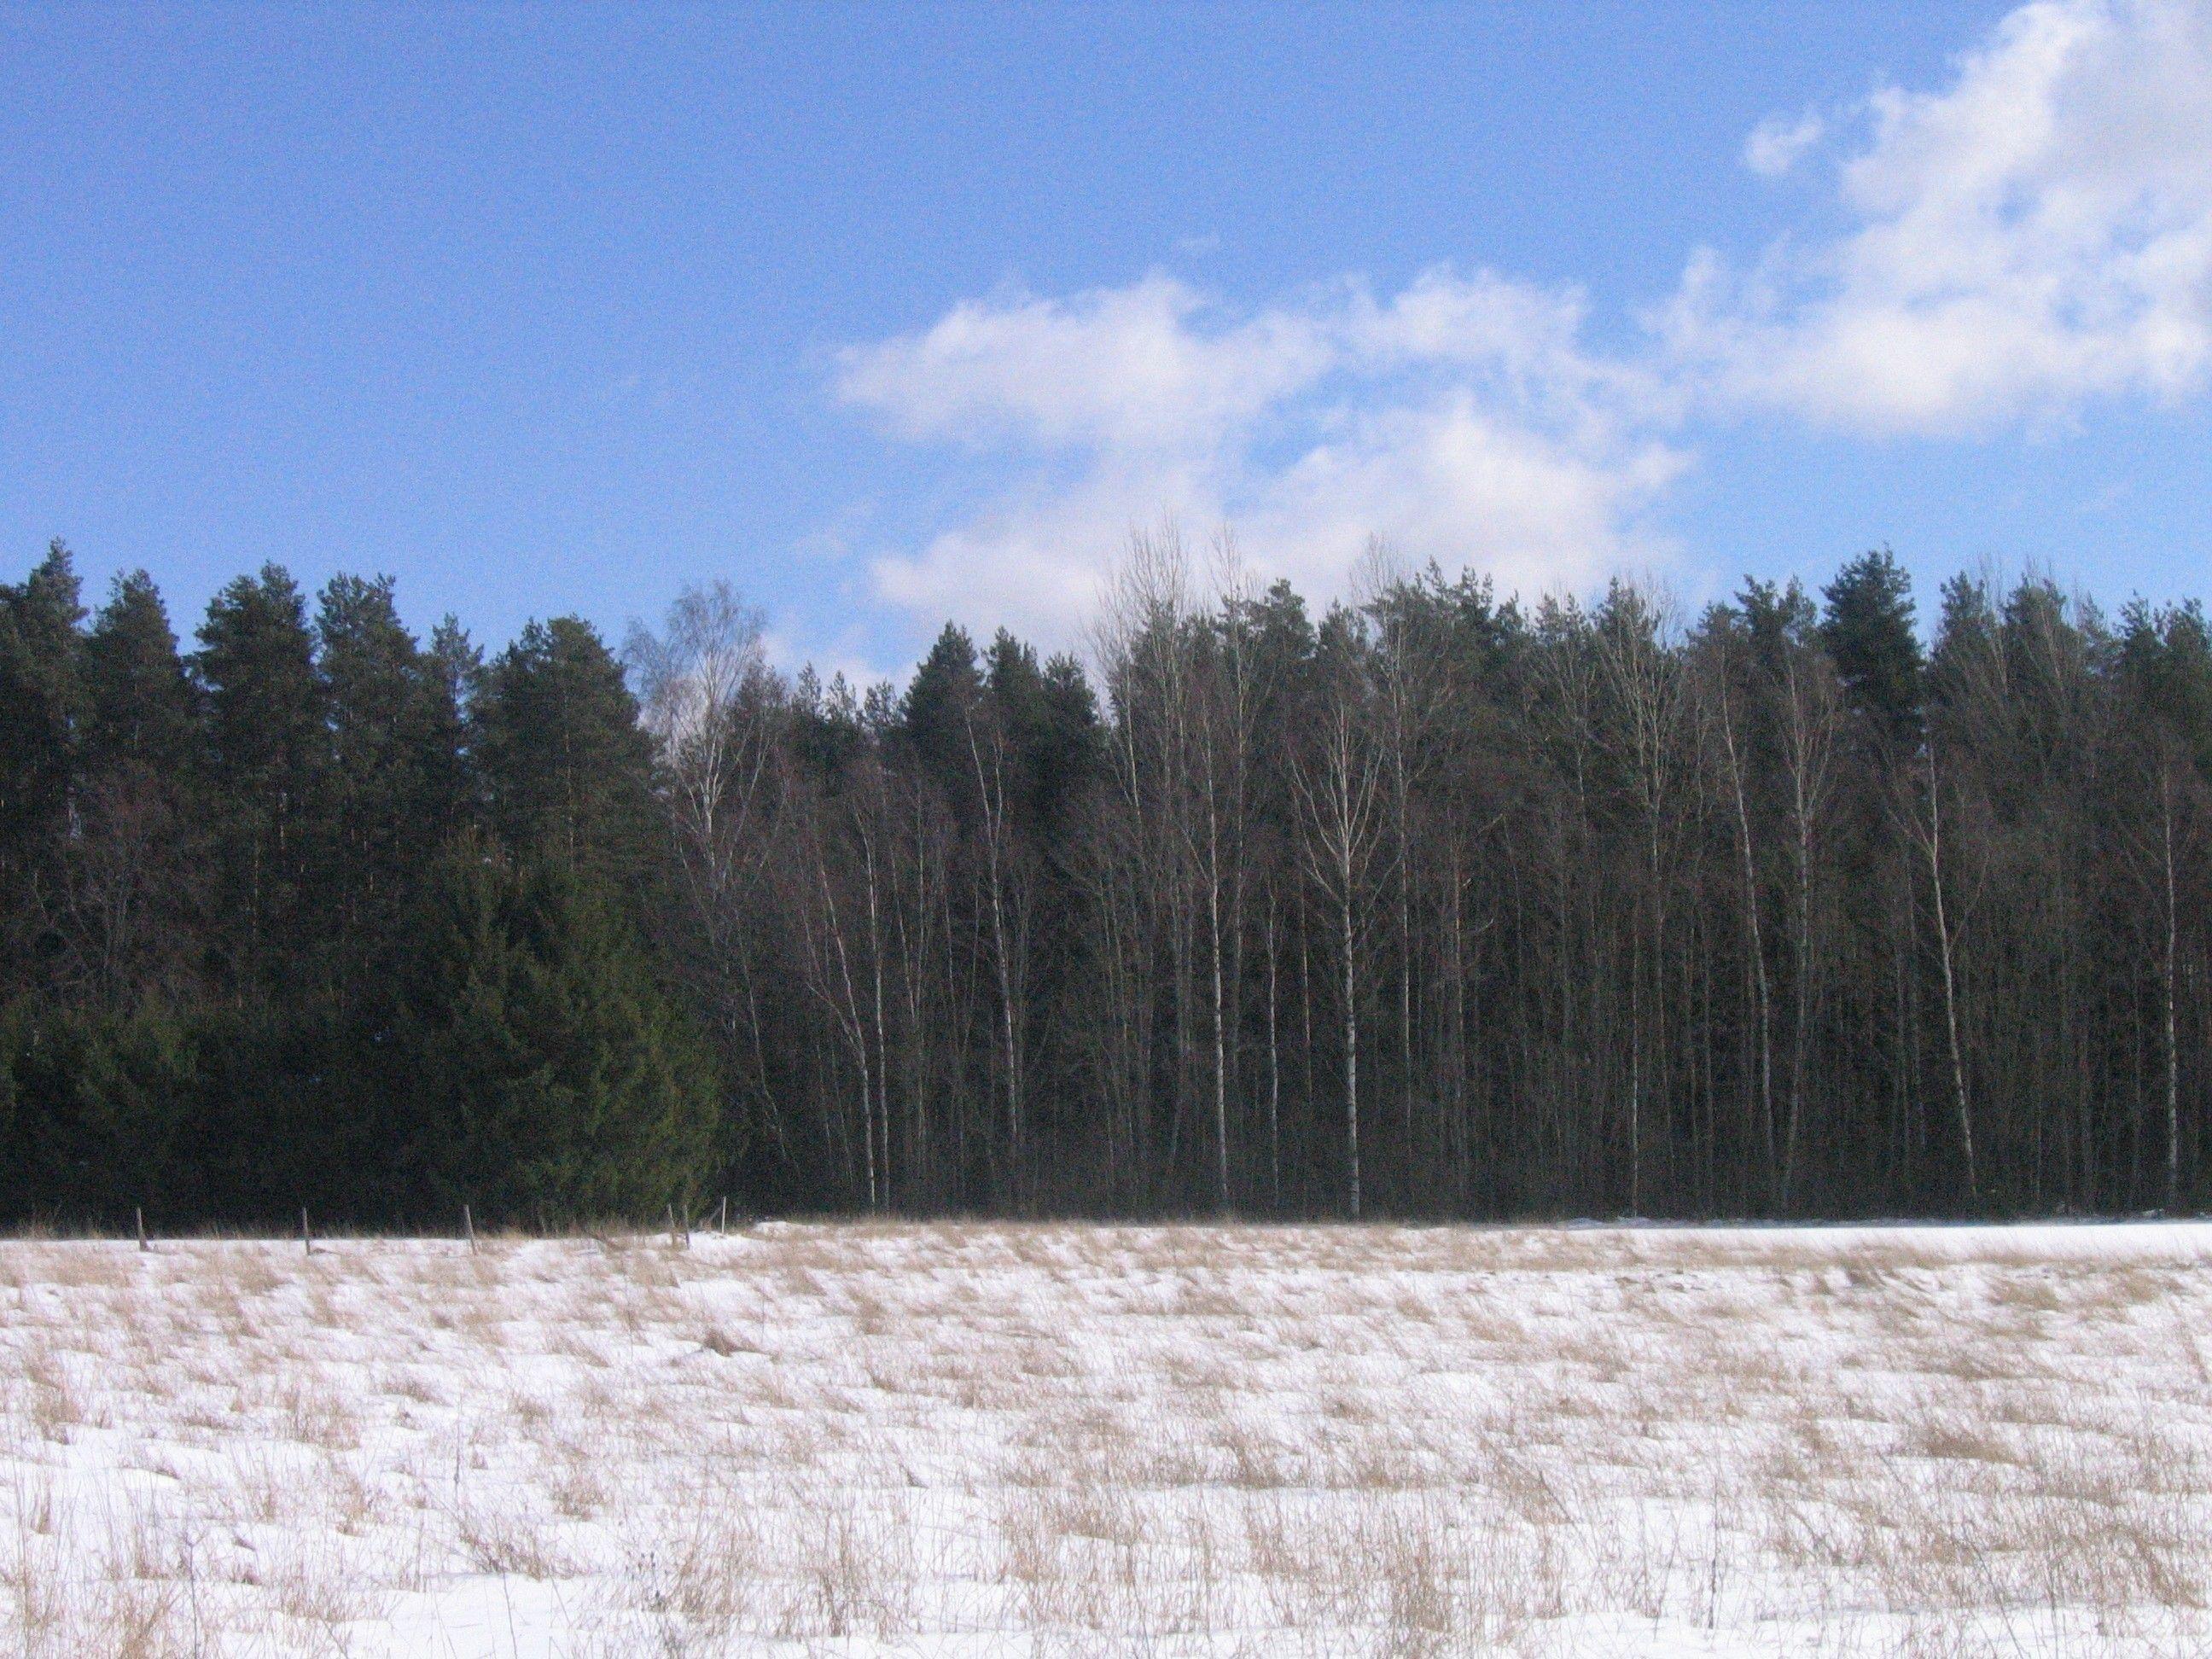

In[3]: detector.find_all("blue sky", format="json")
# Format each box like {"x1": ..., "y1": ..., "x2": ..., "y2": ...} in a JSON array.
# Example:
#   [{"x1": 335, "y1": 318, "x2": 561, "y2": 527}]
[{"x1": 3, "y1": 2, "x2": 2208, "y2": 674}]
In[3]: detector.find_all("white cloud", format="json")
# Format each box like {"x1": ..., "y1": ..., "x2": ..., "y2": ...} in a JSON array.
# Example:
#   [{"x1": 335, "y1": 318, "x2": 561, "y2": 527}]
[
  {"x1": 840, "y1": 269, "x2": 1679, "y2": 642},
  {"x1": 1674, "y1": 0, "x2": 2212, "y2": 434},
  {"x1": 866, "y1": 455, "x2": 1223, "y2": 642},
  {"x1": 1744, "y1": 110, "x2": 1825, "y2": 177},
  {"x1": 1243, "y1": 396, "x2": 1687, "y2": 605},
  {"x1": 835, "y1": 275, "x2": 1333, "y2": 457},
  {"x1": 830, "y1": 0, "x2": 2212, "y2": 646}
]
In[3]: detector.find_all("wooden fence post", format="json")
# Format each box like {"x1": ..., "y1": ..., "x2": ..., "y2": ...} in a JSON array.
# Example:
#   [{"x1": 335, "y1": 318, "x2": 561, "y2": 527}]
[
  {"x1": 463, "y1": 1204, "x2": 476, "y2": 1254},
  {"x1": 136, "y1": 1207, "x2": 148, "y2": 1254}
]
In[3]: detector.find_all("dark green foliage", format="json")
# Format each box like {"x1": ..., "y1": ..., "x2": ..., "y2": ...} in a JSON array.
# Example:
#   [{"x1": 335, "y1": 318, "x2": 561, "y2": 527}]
[
  {"x1": 0, "y1": 998, "x2": 196, "y2": 1223},
  {"x1": 2120, "y1": 600, "x2": 2212, "y2": 775},
  {"x1": 52, "y1": 573, "x2": 204, "y2": 1008},
  {"x1": 313, "y1": 575, "x2": 473, "y2": 999},
  {"x1": 194, "y1": 565, "x2": 329, "y2": 992},
  {"x1": 0, "y1": 542, "x2": 84, "y2": 800},
  {"x1": 381, "y1": 846, "x2": 718, "y2": 1225},
  {"x1": 7, "y1": 534, "x2": 2212, "y2": 1230},
  {"x1": 82, "y1": 570, "x2": 197, "y2": 779},
  {"x1": 988, "y1": 633, "x2": 1102, "y2": 839},
  {"x1": 475, "y1": 617, "x2": 660, "y2": 897},
  {"x1": 0, "y1": 554, "x2": 730, "y2": 1231},
  {"x1": 1822, "y1": 548, "x2": 1924, "y2": 744},
  {"x1": 0, "y1": 544, "x2": 84, "y2": 975},
  {"x1": 898, "y1": 622, "x2": 986, "y2": 811}
]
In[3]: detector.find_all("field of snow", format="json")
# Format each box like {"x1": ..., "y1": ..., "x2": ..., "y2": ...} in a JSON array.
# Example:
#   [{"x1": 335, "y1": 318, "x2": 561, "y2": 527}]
[{"x1": 3, "y1": 1220, "x2": 2208, "y2": 1656}]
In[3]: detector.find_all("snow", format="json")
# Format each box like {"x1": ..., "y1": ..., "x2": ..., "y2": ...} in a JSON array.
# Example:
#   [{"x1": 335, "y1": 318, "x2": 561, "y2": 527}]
[{"x1": 3, "y1": 1220, "x2": 2208, "y2": 1655}]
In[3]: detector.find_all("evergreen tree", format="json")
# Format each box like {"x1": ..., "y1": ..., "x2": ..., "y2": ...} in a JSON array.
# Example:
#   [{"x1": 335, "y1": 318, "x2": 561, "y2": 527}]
[
  {"x1": 1032, "y1": 651, "x2": 1104, "y2": 841},
  {"x1": 788, "y1": 665, "x2": 866, "y2": 782},
  {"x1": 475, "y1": 617, "x2": 659, "y2": 894},
  {"x1": 2120, "y1": 599, "x2": 2212, "y2": 777},
  {"x1": 195, "y1": 564, "x2": 329, "y2": 993},
  {"x1": 1738, "y1": 576, "x2": 1819, "y2": 674},
  {"x1": 67, "y1": 572, "x2": 201, "y2": 1005},
  {"x1": 0, "y1": 543, "x2": 85, "y2": 992},
  {"x1": 81, "y1": 570, "x2": 196, "y2": 780},
  {"x1": 1930, "y1": 571, "x2": 2000, "y2": 713},
  {"x1": 0, "y1": 1000, "x2": 197, "y2": 1222},
  {"x1": 314, "y1": 574, "x2": 471, "y2": 995},
  {"x1": 423, "y1": 616, "x2": 482, "y2": 824},
  {"x1": 383, "y1": 844, "x2": 719, "y2": 1224},
  {"x1": 899, "y1": 622, "x2": 985, "y2": 815},
  {"x1": 1821, "y1": 549, "x2": 1924, "y2": 745}
]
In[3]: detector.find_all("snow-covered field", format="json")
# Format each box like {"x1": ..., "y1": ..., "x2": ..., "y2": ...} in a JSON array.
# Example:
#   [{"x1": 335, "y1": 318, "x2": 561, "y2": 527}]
[{"x1": 3, "y1": 1221, "x2": 2207, "y2": 1656}]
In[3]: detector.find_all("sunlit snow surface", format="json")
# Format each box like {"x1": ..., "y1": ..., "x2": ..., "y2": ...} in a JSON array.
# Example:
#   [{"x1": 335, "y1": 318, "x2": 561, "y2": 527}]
[{"x1": 3, "y1": 1220, "x2": 2207, "y2": 1655}]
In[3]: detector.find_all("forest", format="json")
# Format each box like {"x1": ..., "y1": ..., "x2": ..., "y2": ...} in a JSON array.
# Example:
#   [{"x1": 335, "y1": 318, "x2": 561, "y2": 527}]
[{"x1": 0, "y1": 531, "x2": 2207, "y2": 1227}]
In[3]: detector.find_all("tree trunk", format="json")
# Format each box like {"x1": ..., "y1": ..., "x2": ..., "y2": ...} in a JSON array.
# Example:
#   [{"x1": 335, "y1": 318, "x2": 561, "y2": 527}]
[{"x1": 1924, "y1": 744, "x2": 1977, "y2": 1207}]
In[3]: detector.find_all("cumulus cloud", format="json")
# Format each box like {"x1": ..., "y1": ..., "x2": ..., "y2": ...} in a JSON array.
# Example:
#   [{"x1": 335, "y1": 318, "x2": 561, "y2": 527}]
[
  {"x1": 830, "y1": 0, "x2": 2212, "y2": 643},
  {"x1": 836, "y1": 276, "x2": 1334, "y2": 457},
  {"x1": 1744, "y1": 110, "x2": 1826, "y2": 177},
  {"x1": 1241, "y1": 396, "x2": 1688, "y2": 605},
  {"x1": 1674, "y1": 0, "x2": 2212, "y2": 434},
  {"x1": 837, "y1": 269, "x2": 1679, "y2": 641}
]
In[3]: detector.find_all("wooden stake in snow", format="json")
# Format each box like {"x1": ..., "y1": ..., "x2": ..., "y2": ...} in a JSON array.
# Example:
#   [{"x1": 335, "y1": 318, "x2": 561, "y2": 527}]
[
  {"x1": 667, "y1": 1202, "x2": 686, "y2": 1249},
  {"x1": 136, "y1": 1206, "x2": 148, "y2": 1254},
  {"x1": 463, "y1": 1203, "x2": 476, "y2": 1254},
  {"x1": 718, "y1": 1195, "x2": 727, "y2": 1236},
  {"x1": 300, "y1": 1207, "x2": 312, "y2": 1254}
]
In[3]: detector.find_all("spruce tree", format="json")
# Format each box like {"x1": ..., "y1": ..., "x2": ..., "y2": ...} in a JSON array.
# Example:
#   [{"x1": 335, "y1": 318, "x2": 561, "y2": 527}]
[
  {"x1": 385, "y1": 843, "x2": 719, "y2": 1224},
  {"x1": 474, "y1": 617, "x2": 658, "y2": 894},
  {"x1": 1032, "y1": 651, "x2": 1104, "y2": 840},
  {"x1": 899, "y1": 622, "x2": 984, "y2": 814},
  {"x1": 2120, "y1": 600, "x2": 2212, "y2": 777},
  {"x1": 0, "y1": 541, "x2": 85, "y2": 815},
  {"x1": 0, "y1": 1000, "x2": 196, "y2": 1223},
  {"x1": 1821, "y1": 549, "x2": 1924, "y2": 746}
]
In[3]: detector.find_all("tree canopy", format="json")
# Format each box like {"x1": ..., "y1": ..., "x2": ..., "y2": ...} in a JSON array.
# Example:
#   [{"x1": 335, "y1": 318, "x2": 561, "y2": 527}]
[{"x1": 3, "y1": 541, "x2": 2209, "y2": 1227}]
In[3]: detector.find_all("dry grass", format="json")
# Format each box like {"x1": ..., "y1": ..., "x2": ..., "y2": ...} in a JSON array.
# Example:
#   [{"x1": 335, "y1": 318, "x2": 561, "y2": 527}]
[{"x1": 0, "y1": 1220, "x2": 2207, "y2": 1655}]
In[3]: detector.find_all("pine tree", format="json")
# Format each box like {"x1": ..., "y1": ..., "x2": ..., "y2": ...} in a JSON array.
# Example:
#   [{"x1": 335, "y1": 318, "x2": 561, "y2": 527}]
[
  {"x1": 67, "y1": 571, "x2": 201, "y2": 1004},
  {"x1": 0, "y1": 542, "x2": 86, "y2": 993},
  {"x1": 423, "y1": 616, "x2": 481, "y2": 826},
  {"x1": 313, "y1": 574, "x2": 471, "y2": 996},
  {"x1": 986, "y1": 632, "x2": 1103, "y2": 839},
  {"x1": 81, "y1": 570, "x2": 196, "y2": 780},
  {"x1": 195, "y1": 565, "x2": 329, "y2": 994}
]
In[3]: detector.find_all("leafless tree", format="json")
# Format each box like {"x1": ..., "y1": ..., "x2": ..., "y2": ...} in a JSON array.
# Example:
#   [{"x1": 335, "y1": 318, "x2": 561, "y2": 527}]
[{"x1": 1292, "y1": 613, "x2": 1388, "y2": 1218}]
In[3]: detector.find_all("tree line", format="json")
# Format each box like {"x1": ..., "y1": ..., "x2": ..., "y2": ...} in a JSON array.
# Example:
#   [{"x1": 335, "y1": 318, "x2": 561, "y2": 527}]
[{"x1": 2, "y1": 530, "x2": 2207, "y2": 1226}]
